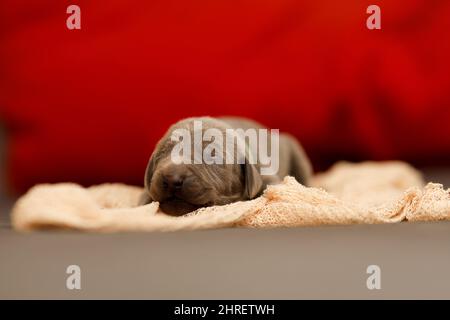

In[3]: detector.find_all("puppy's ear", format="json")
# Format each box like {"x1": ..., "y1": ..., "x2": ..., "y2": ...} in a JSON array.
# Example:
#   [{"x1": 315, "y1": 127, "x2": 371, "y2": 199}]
[
  {"x1": 243, "y1": 162, "x2": 264, "y2": 199},
  {"x1": 144, "y1": 152, "x2": 157, "y2": 191},
  {"x1": 138, "y1": 191, "x2": 153, "y2": 205}
]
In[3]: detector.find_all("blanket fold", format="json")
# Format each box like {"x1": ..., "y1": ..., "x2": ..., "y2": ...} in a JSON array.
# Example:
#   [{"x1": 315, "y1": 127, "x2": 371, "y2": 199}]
[{"x1": 11, "y1": 161, "x2": 450, "y2": 232}]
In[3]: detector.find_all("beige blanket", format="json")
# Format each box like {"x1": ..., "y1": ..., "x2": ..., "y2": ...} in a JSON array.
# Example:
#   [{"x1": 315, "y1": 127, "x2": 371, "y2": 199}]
[{"x1": 11, "y1": 161, "x2": 450, "y2": 232}]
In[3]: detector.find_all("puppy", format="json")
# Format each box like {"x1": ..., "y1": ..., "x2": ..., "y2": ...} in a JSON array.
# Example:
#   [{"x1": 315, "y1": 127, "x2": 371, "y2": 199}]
[{"x1": 140, "y1": 117, "x2": 312, "y2": 216}]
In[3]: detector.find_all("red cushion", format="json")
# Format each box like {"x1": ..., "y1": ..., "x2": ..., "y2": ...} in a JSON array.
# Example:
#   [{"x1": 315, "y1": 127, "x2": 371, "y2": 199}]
[{"x1": 1, "y1": 0, "x2": 450, "y2": 193}]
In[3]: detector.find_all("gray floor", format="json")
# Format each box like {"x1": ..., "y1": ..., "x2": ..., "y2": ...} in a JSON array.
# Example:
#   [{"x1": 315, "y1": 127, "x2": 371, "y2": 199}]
[{"x1": 1, "y1": 222, "x2": 450, "y2": 299}]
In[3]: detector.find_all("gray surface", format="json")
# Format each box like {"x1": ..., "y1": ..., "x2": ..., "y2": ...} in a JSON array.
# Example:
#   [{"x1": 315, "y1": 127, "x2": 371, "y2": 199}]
[{"x1": 1, "y1": 222, "x2": 450, "y2": 299}]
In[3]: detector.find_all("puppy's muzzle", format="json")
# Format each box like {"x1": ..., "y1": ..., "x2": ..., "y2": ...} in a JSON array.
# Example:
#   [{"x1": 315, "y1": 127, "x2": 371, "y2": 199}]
[{"x1": 151, "y1": 164, "x2": 208, "y2": 216}]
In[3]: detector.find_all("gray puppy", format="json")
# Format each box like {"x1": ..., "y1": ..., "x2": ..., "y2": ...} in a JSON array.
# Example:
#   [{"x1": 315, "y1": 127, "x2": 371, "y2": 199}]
[{"x1": 140, "y1": 116, "x2": 312, "y2": 216}]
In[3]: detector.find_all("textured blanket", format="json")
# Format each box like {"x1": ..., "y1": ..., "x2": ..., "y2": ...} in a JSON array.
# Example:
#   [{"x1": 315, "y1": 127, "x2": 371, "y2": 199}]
[{"x1": 11, "y1": 161, "x2": 450, "y2": 232}]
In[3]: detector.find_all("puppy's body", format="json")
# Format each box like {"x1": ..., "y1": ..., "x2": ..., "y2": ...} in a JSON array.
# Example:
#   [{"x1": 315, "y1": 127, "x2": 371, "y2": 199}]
[{"x1": 141, "y1": 117, "x2": 312, "y2": 216}]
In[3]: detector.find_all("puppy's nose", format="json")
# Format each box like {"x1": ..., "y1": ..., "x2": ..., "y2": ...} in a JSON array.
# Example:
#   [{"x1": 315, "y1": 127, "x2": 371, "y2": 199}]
[{"x1": 162, "y1": 174, "x2": 184, "y2": 191}]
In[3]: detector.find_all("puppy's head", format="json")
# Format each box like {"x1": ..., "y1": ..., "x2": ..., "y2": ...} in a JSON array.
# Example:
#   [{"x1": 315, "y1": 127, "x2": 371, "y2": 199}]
[{"x1": 143, "y1": 118, "x2": 263, "y2": 216}]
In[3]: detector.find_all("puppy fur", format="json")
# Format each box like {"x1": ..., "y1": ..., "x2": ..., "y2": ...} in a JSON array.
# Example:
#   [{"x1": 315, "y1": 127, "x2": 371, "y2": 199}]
[{"x1": 140, "y1": 117, "x2": 312, "y2": 216}]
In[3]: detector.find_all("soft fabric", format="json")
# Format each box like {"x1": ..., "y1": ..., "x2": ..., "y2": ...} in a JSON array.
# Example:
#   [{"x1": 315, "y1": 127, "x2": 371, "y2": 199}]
[
  {"x1": 11, "y1": 162, "x2": 450, "y2": 232},
  {"x1": 1, "y1": 1, "x2": 450, "y2": 193}
]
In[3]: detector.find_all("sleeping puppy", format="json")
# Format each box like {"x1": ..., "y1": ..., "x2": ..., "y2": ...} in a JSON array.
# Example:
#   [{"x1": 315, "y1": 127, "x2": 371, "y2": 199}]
[{"x1": 140, "y1": 116, "x2": 312, "y2": 216}]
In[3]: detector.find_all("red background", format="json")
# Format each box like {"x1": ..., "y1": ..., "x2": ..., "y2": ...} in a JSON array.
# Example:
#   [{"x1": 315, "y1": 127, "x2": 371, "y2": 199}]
[{"x1": 1, "y1": 0, "x2": 450, "y2": 193}]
